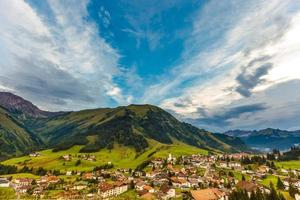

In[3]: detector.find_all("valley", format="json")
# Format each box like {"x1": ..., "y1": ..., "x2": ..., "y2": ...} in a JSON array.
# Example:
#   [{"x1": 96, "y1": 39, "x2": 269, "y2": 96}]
[{"x1": 0, "y1": 92, "x2": 299, "y2": 200}]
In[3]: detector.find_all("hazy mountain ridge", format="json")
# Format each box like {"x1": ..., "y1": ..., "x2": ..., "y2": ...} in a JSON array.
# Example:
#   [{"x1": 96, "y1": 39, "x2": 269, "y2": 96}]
[{"x1": 225, "y1": 128, "x2": 300, "y2": 150}]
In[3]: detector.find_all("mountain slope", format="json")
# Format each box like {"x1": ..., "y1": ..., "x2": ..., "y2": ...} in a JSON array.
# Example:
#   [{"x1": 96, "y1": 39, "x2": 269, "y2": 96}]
[
  {"x1": 225, "y1": 128, "x2": 300, "y2": 150},
  {"x1": 0, "y1": 92, "x2": 250, "y2": 159},
  {"x1": 31, "y1": 104, "x2": 249, "y2": 153},
  {"x1": 0, "y1": 106, "x2": 42, "y2": 160}
]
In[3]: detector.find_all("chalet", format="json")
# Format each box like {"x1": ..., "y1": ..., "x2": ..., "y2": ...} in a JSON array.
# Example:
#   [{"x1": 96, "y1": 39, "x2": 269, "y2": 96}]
[
  {"x1": 257, "y1": 165, "x2": 270, "y2": 173},
  {"x1": 48, "y1": 175, "x2": 60, "y2": 184},
  {"x1": 219, "y1": 162, "x2": 228, "y2": 168},
  {"x1": 98, "y1": 182, "x2": 128, "y2": 198},
  {"x1": 160, "y1": 184, "x2": 176, "y2": 199},
  {"x1": 29, "y1": 152, "x2": 40, "y2": 157},
  {"x1": 33, "y1": 187, "x2": 43, "y2": 196},
  {"x1": 135, "y1": 181, "x2": 146, "y2": 191},
  {"x1": 228, "y1": 162, "x2": 241, "y2": 169},
  {"x1": 0, "y1": 178, "x2": 10, "y2": 187},
  {"x1": 83, "y1": 172, "x2": 94, "y2": 180},
  {"x1": 114, "y1": 182, "x2": 128, "y2": 195},
  {"x1": 98, "y1": 182, "x2": 114, "y2": 198},
  {"x1": 143, "y1": 185, "x2": 154, "y2": 193},
  {"x1": 73, "y1": 181, "x2": 88, "y2": 190},
  {"x1": 189, "y1": 178, "x2": 200, "y2": 188},
  {"x1": 171, "y1": 177, "x2": 191, "y2": 188},
  {"x1": 66, "y1": 171, "x2": 72, "y2": 176},
  {"x1": 190, "y1": 188, "x2": 227, "y2": 200},
  {"x1": 14, "y1": 178, "x2": 33, "y2": 186},
  {"x1": 63, "y1": 154, "x2": 71, "y2": 161},
  {"x1": 284, "y1": 178, "x2": 300, "y2": 189},
  {"x1": 17, "y1": 185, "x2": 31, "y2": 193}
]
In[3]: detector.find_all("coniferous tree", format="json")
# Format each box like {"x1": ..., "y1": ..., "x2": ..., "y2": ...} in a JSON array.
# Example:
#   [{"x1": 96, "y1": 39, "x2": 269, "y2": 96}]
[{"x1": 277, "y1": 177, "x2": 284, "y2": 190}]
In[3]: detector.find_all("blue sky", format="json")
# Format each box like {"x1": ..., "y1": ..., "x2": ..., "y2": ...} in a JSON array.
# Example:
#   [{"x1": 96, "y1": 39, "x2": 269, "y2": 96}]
[{"x1": 1, "y1": 0, "x2": 300, "y2": 131}]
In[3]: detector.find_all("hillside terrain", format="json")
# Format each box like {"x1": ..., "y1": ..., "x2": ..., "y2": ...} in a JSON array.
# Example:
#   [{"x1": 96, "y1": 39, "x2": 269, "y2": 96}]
[
  {"x1": 1, "y1": 141, "x2": 208, "y2": 171},
  {"x1": 225, "y1": 128, "x2": 300, "y2": 151},
  {"x1": 0, "y1": 106, "x2": 41, "y2": 160},
  {"x1": 31, "y1": 104, "x2": 248, "y2": 153},
  {"x1": 0, "y1": 92, "x2": 249, "y2": 161}
]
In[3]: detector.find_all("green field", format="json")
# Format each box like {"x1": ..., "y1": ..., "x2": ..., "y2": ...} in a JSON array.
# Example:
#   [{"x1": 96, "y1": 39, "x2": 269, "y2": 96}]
[
  {"x1": 275, "y1": 160, "x2": 300, "y2": 170},
  {"x1": 0, "y1": 188, "x2": 16, "y2": 199},
  {"x1": 259, "y1": 174, "x2": 278, "y2": 187},
  {"x1": 1, "y1": 140, "x2": 208, "y2": 172},
  {"x1": 1, "y1": 173, "x2": 39, "y2": 179}
]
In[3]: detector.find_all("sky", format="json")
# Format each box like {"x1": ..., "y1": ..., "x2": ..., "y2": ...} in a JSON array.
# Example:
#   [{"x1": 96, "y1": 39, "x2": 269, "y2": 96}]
[{"x1": 1, "y1": 0, "x2": 300, "y2": 132}]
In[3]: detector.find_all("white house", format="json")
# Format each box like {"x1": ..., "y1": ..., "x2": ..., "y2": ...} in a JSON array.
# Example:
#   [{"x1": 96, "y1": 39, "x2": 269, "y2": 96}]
[{"x1": 0, "y1": 178, "x2": 10, "y2": 187}]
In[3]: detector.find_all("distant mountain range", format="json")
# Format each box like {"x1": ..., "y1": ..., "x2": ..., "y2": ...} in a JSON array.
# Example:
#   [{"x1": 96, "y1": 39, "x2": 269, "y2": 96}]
[
  {"x1": 0, "y1": 92, "x2": 249, "y2": 160},
  {"x1": 225, "y1": 129, "x2": 300, "y2": 151}
]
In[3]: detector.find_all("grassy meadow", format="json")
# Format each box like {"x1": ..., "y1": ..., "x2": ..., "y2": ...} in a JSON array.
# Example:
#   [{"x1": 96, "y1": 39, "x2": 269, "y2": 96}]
[
  {"x1": 1, "y1": 140, "x2": 208, "y2": 172},
  {"x1": 275, "y1": 160, "x2": 300, "y2": 170}
]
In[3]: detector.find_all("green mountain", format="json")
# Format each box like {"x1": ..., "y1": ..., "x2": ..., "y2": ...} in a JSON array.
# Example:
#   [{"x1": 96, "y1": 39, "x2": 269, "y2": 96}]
[
  {"x1": 0, "y1": 92, "x2": 250, "y2": 160},
  {"x1": 0, "y1": 106, "x2": 41, "y2": 160},
  {"x1": 31, "y1": 104, "x2": 248, "y2": 153}
]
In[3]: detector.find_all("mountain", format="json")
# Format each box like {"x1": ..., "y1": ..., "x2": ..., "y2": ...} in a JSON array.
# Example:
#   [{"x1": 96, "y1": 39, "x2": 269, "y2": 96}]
[
  {"x1": 30, "y1": 104, "x2": 249, "y2": 153},
  {"x1": 225, "y1": 128, "x2": 300, "y2": 151},
  {"x1": 0, "y1": 92, "x2": 62, "y2": 118},
  {"x1": 0, "y1": 106, "x2": 42, "y2": 160},
  {"x1": 0, "y1": 92, "x2": 250, "y2": 160}
]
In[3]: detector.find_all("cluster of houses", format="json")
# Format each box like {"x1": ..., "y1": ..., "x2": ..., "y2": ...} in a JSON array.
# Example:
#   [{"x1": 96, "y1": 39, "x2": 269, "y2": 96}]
[
  {"x1": 1, "y1": 153, "x2": 300, "y2": 200},
  {"x1": 61, "y1": 154, "x2": 96, "y2": 162}
]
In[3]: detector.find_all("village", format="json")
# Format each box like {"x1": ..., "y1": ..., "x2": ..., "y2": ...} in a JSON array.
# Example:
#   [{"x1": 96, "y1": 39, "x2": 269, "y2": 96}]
[{"x1": 0, "y1": 152, "x2": 300, "y2": 200}]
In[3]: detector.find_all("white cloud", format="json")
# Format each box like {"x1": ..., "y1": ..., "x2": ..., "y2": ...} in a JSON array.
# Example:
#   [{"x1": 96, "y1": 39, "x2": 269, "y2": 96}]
[
  {"x1": 0, "y1": 0, "x2": 126, "y2": 110},
  {"x1": 144, "y1": 0, "x2": 300, "y2": 130}
]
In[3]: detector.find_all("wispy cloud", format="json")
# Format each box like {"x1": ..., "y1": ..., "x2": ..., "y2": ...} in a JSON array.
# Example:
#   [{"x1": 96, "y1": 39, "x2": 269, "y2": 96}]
[
  {"x1": 0, "y1": 0, "x2": 129, "y2": 110},
  {"x1": 145, "y1": 0, "x2": 300, "y2": 130}
]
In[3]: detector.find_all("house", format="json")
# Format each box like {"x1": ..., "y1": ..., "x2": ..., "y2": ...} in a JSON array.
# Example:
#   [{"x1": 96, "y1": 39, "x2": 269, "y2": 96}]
[
  {"x1": 63, "y1": 154, "x2": 71, "y2": 161},
  {"x1": 33, "y1": 187, "x2": 43, "y2": 196},
  {"x1": 98, "y1": 183, "x2": 115, "y2": 198},
  {"x1": 219, "y1": 162, "x2": 228, "y2": 168},
  {"x1": 171, "y1": 177, "x2": 191, "y2": 188},
  {"x1": 0, "y1": 178, "x2": 10, "y2": 187},
  {"x1": 160, "y1": 184, "x2": 176, "y2": 199},
  {"x1": 284, "y1": 178, "x2": 300, "y2": 190},
  {"x1": 83, "y1": 172, "x2": 94, "y2": 180},
  {"x1": 29, "y1": 152, "x2": 40, "y2": 157},
  {"x1": 143, "y1": 185, "x2": 154, "y2": 193},
  {"x1": 73, "y1": 181, "x2": 88, "y2": 190},
  {"x1": 17, "y1": 185, "x2": 31, "y2": 193},
  {"x1": 257, "y1": 166, "x2": 269, "y2": 173},
  {"x1": 190, "y1": 188, "x2": 226, "y2": 200},
  {"x1": 66, "y1": 171, "x2": 72, "y2": 176},
  {"x1": 114, "y1": 182, "x2": 128, "y2": 195},
  {"x1": 47, "y1": 175, "x2": 60, "y2": 184},
  {"x1": 98, "y1": 182, "x2": 128, "y2": 198},
  {"x1": 228, "y1": 162, "x2": 241, "y2": 169},
  {"x1": 14, "y1": 178, "x2": 33, "y2": 186},
  {"x1": 135, "y1": 181, "x2": 146, "y2": 191},
  {"x1": 189, "y1": 178, "x2": 200, "y2": 188}
]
